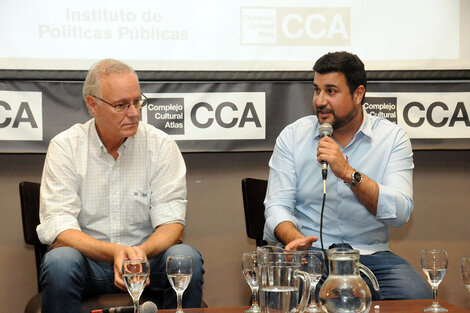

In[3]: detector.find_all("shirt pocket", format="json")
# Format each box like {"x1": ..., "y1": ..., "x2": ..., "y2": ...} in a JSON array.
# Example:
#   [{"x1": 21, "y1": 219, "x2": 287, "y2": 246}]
[{"x1": 127, "y1": 190, "x2": 151, "y2": 226}]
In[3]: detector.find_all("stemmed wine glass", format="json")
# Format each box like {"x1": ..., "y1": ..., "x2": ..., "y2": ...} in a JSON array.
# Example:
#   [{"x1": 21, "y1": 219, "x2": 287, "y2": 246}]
[
  {"x1": 242, "y1": 251, "x2": 260, "y2": 313},
  {"x1": 166, "y1": 255, "x2": 193, "y2": 313},
  {"x1": 122, "y1": 259, "x2": 150, "y2": 313},
  {"x1": 301, "y1": 250, "x2": 325, "y2": 313},
  {"x1": 461, "y1": 256, "x2": 470, "y2": 293},
  {"x1": 420, "y1": 249, "x2": 448, "y2": 312}
]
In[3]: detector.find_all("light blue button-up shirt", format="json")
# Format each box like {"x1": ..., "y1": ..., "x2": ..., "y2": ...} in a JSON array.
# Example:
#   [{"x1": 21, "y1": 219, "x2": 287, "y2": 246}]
[{"x1": 263, "y1": 111, "x2": 414, "y2": 253}]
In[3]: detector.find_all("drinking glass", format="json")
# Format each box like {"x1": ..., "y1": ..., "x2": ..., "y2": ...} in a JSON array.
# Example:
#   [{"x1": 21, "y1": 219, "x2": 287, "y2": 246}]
[
  {"x1": 461, "y1": 256, "x2": 470, "y2": 293},
  {"x1": 122, "y1": 259, "x2": 150, "y2": 313},
  {"x1": 166, "y1": 255, "x2": 193, "y2": 313},
  {"x1": 301, "y1": 250, "x2": 324, "y2": 313},
  {"x1": 420, "y1": 249, "x2": 448, "y2": 312},
  {"x1": 242, "y1": 251, "x2": 260, "y2": 313}
]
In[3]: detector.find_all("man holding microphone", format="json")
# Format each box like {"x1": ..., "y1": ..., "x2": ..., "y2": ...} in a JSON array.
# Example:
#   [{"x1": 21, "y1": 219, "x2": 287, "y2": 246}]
[{"x1": 263, "y1": 51, "x2": 430, "y2": 300}]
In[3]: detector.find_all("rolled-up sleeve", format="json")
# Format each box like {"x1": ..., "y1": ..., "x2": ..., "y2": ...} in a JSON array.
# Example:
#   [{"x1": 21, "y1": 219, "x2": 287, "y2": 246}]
[
  {"x1": 375, "y1": 128, "x2": 414, "y2": 227},
  {"x1": 36, "y1": 138, "x2": 82, "y2": 245},
  {"x1": 149, "y1": 138, "x2": 187, "y2": 228},
  {"x1": 263, "y1": 127, "x2": 301, "y2": 244}
]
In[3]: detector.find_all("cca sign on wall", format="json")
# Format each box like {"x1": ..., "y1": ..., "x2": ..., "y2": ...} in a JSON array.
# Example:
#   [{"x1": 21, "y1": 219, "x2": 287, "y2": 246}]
[
  {"x1": 142, "y1": 92, "x2": 266, "y2": 140},
  {"x1": 0, "y1": 91, "x2": 43, "y2": 141},
  {"x1": 365, "y1": 92, "x2": 470, "y2": 139}
]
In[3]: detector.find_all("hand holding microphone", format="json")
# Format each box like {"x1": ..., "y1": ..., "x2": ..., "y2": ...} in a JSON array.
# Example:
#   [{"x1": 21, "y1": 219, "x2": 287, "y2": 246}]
[{"x1": 317, "y1": 123, "x2": 351, "y2": 184}]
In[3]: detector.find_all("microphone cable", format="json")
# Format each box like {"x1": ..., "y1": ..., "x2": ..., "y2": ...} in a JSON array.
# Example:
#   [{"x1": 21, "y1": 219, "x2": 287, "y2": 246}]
[
  {"x1": 320, "y1": 158, "x2": 328, "y2": 252},
  {"x1": 319, "y1": 172, "x2": 329, "y2": 280},
  {"x1": 319, "y1": 178, "x2": 327, "y2": 253}
]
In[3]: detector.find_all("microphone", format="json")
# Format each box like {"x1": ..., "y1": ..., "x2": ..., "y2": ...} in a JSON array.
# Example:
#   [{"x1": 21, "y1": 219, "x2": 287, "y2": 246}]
[
  {"x1": 319, "y1": 122, "x2": 333, "y2": 139},
  {"x1": 91, "y1": 301, "x2": 158, "y2": 313},
  {"x1": 318, "y1": 123, "x2": 333, "y2": 181},
  {"x1": 317, "y1": 123, "x2": 333, "y2": 255}
]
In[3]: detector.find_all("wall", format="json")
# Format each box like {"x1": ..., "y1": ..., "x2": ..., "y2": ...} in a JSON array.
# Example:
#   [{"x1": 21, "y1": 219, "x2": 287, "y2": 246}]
[{"x1": 0, "y1": 150, "x2": 469, "y2": 312}]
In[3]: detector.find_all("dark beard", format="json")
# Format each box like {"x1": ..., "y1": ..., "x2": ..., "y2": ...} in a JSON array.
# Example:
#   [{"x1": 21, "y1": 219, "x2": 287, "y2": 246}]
[{"x1": 316, "y1": 105, "x2": 360, "y2": 130}]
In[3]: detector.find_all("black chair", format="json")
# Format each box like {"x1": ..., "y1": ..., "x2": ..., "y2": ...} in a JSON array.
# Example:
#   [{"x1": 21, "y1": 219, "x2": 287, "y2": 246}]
[
  {"x1": 19, "y1": 181, "x2": 149, "y2": 313},
  {"x1": 241, "y1": 178, "x2": 268, "y2": 247}
]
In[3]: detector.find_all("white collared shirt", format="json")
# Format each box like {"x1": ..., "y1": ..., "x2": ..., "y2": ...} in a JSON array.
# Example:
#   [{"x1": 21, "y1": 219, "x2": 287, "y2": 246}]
[{"x1": 37, "y1": 119, "x2": 187, "y2": 246}]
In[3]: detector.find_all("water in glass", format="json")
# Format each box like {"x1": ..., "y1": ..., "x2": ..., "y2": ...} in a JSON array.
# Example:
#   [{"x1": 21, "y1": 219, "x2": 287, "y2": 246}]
[
  {"x1": 301, "y1": 250, "x2": 324, "y2": 313},
  {"x1": 461, "y1": 256, "x2": 470, "y2": 293},
  {"x1": 122, "y1": 259, "x2": 150, "y2": 313},
  {"x1": 242, "y1": 251, "x2": 260, "y2": 313},
  {"x1": 166, "y1": 255, "x2": 193, "y2": 313},
  {"x1": 420, "y1": 249, "x2": 448, "y2": 312}
]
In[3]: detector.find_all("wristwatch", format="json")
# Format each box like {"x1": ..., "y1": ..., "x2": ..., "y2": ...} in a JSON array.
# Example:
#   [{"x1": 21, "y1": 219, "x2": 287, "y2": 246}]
[{"x1": 347, "y1": 170, "x2": 362, "y2": 187}]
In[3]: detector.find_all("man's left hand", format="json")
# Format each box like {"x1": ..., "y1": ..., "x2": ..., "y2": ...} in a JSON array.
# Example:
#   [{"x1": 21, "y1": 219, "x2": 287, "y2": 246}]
[
  {"x1": 285, "y1": 236, "x2": 318, "y2": 251},
  {"x1": 113, "y1": 245, "x2": 148, "y2": 291}
]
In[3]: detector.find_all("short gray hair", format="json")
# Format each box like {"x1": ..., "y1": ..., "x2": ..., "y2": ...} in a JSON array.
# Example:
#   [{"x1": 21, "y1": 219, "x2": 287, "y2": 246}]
[{"x1": 82, "y1": 59, "x2": 138, "y2": 102}]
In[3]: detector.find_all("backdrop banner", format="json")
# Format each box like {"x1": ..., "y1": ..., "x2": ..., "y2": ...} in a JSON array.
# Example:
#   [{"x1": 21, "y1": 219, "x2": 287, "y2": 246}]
[{"x1": 0, "y1": 79, "x2": 469, "y2": 153}]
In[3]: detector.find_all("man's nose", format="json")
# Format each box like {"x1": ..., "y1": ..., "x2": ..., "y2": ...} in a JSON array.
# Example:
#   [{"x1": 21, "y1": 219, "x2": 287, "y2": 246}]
[
  {"x1": 315, "y1": 91, "x2": 326, "y2": 105},
  {"x1": 127, "y1": 104, "x2": 140, "y2": 117}
]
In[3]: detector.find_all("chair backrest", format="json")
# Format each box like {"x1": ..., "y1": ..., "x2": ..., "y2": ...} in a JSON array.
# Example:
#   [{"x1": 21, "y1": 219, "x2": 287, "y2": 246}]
[
  {"x1": 241, "y1": 178, "x2": 268, "y2": 247},
  {"x1": 19, "y1": 181, "x2": 47, "y2": 292}
]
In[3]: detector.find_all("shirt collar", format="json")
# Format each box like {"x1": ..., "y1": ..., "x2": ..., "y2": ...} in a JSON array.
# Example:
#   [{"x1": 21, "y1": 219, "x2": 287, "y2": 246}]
[
  {"x1": 89, "y1": 119, "x2": 106, "y2": 154},
  {"x1": 90, "y1": 119, "x2": 133, "y2": 156},
  {"x1": 357, "y1": 107, "x2": 374, "y2": 139}
]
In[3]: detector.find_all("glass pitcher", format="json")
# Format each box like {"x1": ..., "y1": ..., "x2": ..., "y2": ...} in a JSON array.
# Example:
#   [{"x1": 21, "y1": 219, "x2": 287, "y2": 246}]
[
  {"x1": 319, "y1": 247, "x2": 379, "y2": 313},
  {"x1": 257, "y1": 246, "x2": 311, "y2": 313}
]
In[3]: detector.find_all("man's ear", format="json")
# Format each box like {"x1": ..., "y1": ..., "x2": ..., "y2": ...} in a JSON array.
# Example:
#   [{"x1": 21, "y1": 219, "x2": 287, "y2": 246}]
[
  {"x1": 85, "y1": 95, "x2": 97, "y2": 116},
  {"x1": 354, "y1": 85, "x2": 366, "y2": 105}
]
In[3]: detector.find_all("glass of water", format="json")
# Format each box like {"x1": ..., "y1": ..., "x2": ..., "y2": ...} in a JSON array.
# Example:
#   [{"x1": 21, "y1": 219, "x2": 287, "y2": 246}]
[
  {"x1": 122, "y1": 259, "x2": 150, "y2": 313},
  {"x1": 166, "y1": 255, "x2": 193, "y2": 313},
  {"x1": 242, "y1": 251, "x2": 260, "y2": 313},
  {"x1": 301, "y1": 250, "x2": 325, "y2": 313},
  {"x1": 420, "y1": 249, "x2": 448, "y2": 312},
  {"x1": 461, "y1": 256, "x2": 470, "y2": 293}
]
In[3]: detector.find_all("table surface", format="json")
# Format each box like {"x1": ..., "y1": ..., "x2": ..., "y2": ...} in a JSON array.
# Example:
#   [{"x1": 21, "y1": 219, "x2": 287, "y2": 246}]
[{"x1": 159, "y1": 300, "x2": 470, "y2": 313}]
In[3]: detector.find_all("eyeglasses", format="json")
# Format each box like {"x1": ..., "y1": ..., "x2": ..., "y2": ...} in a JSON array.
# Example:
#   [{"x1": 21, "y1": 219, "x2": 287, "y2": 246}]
[{"x1": 90, "y1": 93, "x2": 148, "y2": 113}]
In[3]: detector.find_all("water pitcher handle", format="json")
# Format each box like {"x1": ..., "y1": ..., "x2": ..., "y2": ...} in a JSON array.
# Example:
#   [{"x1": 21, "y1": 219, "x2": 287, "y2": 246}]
[
  {"x1": 358, "y1": 263, "x2": 380, "y2": 291},
  {"x1": 293, "y1": 269, "x2": 311, "y2": 313}
]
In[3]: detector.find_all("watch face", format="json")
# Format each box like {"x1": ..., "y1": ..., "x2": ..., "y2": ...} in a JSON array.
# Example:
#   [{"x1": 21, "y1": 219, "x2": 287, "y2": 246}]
[{"x1": 351, "y1": 171, "x2": 362, "y2": 186}]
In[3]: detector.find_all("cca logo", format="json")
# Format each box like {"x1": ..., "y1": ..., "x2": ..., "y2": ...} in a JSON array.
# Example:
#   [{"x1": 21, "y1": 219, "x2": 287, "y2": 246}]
[
  {"x1": 190, "y1": 101, "x2": 261, "y2": 129},
  {"x1": 403, "y1": 101, "x2": 470, "y2": 127},
  {"x1": 281, "y1": 13, "x2": 348, "y2": 40},
  {"x1": 276, "y1": 7, "x2": 350, "y2": 45},
  {"x1": 0, "y1": 100, "x2": 38, "y2": 128}
]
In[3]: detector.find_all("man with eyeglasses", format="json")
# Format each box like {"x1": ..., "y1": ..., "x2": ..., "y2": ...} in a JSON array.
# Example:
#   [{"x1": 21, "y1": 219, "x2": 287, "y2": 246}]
[{"x1": 36, "y1": 59, "x2": 204, "y2": 313}]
